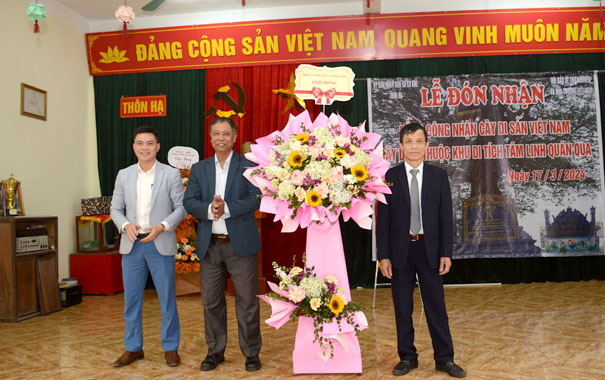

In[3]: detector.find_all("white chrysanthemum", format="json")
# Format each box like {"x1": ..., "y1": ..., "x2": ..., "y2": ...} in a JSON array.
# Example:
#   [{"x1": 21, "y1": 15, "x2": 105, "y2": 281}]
[
  {"x1": 279, "y1": 280, "x2": 291, "y2": 290},
  {"x1": 354, "y1": 151, "x2": 371, "y2": 166},
  {"x1": 347, "y1": 184, "x2": 360, "y2": 196},
  {"x1": 269, "y1": 150, "x2": 281, "y2": 165},
  {"x1": 275, "y1": 144, "x2": 293, "y2": 159},
  {"x1": 325, "y1": 273, "x2": 338, "y2": 285},
  {"x1": 329, "y1": 184, "x2": 353, "y2": 205},
  {"x1": 278, "y1": 169, "x2": 290, "y2": 181},
  {"x1": 305, "y1": 160, "x2": 331, "y2": 180},
  {"x1": 335, "y1": 135, "x2": 351, "y2": 146},
  {"x1": 308, "y1": 144, "x2": 323, "y2": 158},
  {"x1": 321, "y1": 174, "x2": 333, "y2": 185},
  {"x1": 310, "y1": 298, "x2": 322, "y2": 311},
  {"x1": 264, "y1": 165, "x2": 282, "y2": 178},
  {"x1": 335, "y1": 288, "x2": 350, "y2": 305},
  {"x1": 312, "y1": 126, "x2": 332, "y2": 140},
  {"x1": 340, "y1": 154, "x2": 357, "y2": 169},
  {"x1": 278, "y1": 181, "x2": 296, "y2": 200},
  {"x1": 295, "y1": 187, "x2": 306, "y2": 202},
  {"x1": 289, "y1": 139, "x2": 303, "y2": 152},
  {"x1": 275, "y1": 268, "x2": 288, "y2": 281},
  {"x1": 343, "y1": 174, "x2": 356, "y2": 184},
  {"x1": 299, "y1": 276, "x2": 327, "y2": 298}
]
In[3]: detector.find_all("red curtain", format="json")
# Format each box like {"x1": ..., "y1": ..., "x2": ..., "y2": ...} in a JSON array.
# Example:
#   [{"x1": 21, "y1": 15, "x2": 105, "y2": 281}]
[{"x1": 203, "y1": 64, "x2": 320, "y2": 158}]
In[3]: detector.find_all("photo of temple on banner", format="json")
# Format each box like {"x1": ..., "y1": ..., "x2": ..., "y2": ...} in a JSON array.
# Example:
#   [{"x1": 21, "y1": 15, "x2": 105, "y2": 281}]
[
  {"x1": 371, "y1": 71, "x2": 604, "y2": 259},
  {"x1": 4, "y1": 2, "x2": 605, "y2": 380}
]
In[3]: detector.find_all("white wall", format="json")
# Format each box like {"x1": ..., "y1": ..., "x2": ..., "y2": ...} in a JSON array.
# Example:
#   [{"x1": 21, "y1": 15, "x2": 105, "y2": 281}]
[{"x1": 0, "y1": 2, "x2": 100, "y2": 279}]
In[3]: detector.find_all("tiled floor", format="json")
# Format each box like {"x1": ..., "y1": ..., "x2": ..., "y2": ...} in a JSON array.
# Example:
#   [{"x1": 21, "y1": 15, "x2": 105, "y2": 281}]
[{"x1": 1, "y1": 281, "x2": 604, "y2": 379}]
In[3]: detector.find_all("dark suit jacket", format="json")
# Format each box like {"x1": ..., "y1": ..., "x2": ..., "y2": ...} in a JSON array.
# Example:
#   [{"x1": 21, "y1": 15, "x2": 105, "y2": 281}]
[
  {"x1": 376, "y1": 162, "x2": 453, "y2": 269},
  {"x1": 183, "y1": 152, "x2": 261, "y2": 258}
]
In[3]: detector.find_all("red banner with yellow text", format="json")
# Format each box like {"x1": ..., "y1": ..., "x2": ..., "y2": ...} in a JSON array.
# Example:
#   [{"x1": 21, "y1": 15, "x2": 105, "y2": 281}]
[
  {"x1": 86, "y1": 7, "x2": 605, "y2": 76},
  {"x1": 120, "y1": 95, "x2": 167, "y2": 118}
]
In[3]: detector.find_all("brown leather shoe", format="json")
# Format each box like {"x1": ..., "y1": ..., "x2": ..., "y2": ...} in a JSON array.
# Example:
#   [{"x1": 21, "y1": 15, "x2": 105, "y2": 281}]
[
  {"x1": 165, "y1": 351, "x2": 181, "y2": 367},
  {"x1": 113, "y1": 350, "x2": 144, "y2": 367}
]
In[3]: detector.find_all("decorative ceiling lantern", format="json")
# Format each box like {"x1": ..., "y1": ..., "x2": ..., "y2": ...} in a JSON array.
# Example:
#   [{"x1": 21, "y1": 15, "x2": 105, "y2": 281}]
[
  {"x1": 115, "y1": 3, "x2": 135, "y2": 39},
  {"x1": 26, "y1": 1, "x2": 47, "y2": 33}
]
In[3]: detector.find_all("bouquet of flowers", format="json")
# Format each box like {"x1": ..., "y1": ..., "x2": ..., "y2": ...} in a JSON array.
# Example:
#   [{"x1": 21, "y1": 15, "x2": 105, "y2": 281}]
[
  {"x1": 259, "y1": 258, "x2": 366, "y2": 359},
  {"x1": 244, "y1": 111, "x2": 391, "y2": 232},
  {"x1": 174, "y1": 213, "x2": 199, "y2": 272},
  {"x1": 175, "y1": 234, "x2": 200, "y2": 272}
]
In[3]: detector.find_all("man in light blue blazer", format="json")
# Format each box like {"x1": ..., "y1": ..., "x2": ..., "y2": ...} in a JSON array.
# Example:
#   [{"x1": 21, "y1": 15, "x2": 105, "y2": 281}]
[
  {"x1": 184, "y1": 117, "x2": 262, "y2": 373},
  {"x1": 110, "y1": 126, "x2": 186, "y2": 368}
]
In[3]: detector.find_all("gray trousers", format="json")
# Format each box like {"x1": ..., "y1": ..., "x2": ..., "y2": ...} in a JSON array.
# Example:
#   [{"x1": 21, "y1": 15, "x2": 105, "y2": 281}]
[{"x1": 200, "y1": 240, "x2": 261, "y2": 358}]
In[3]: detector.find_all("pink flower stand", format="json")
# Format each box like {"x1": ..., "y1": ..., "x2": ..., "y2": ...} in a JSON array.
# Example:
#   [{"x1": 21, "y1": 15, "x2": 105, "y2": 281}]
[
  {"x1": 293, "y1": 315, "x2": 363, "y2": 374},
  {"x1": 292, "y1": 220, "x2": 364, "y2": 374}
]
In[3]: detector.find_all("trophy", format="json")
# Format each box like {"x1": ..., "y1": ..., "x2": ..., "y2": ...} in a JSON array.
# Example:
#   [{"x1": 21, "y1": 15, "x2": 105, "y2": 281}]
[{"x1": 1, "y1": 174, "x2": 19, "y2": 216}]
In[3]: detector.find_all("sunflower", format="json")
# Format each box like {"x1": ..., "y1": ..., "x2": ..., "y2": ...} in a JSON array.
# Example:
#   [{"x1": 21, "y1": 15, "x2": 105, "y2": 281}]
[
  {"x1": 288, "y1": 151, "x2": 304, "y2": 167},
  {"x1": 351, "y1": 165, "x2": 368, "y2": 181},
  {"x1": 334, "y1": 148, "x2": 346, "y2": 158},
  {"x1": 328, "y1": 295, "x2": 345, "y2": 314},
  {"x1": 306, "y1": 190, "x2": 322, "y2": 207},
  {"x1": 295, "y1": 133, "x2": 309, "y2": 143}
]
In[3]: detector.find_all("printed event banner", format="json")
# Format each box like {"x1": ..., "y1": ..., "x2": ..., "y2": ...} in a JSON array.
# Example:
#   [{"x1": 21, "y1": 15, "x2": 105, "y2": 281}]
[
  {"x1": 86, "y1": 7, "x2": 605, "y2": 76},
  {"x1": 370, "y1": 71, "x2": 605, "y2": 259}
]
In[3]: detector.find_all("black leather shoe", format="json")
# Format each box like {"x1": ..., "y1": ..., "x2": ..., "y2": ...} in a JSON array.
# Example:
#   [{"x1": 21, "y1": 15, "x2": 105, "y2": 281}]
[
  {"x1": 393, "y1": 360, "x2": 418, "y2": 376},
  {"x1": 200, "y1": 353, "x2": 225, "y2": 371},
  {"x1": 436, "y1": 362, "x2": 467, "y2": 378},
  {"x1": 245, "y1": 356, "x2": 261, "y2": 372}
]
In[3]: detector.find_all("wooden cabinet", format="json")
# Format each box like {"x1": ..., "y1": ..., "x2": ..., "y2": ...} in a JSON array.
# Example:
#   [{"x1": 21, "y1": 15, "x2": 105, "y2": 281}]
[{"x1": 0, "y1": 216, "x2": 61, "y2": 322}]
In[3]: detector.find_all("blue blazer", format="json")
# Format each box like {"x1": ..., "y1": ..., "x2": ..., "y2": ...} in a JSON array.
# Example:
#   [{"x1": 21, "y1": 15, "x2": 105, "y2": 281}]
[
  {"x1": 110, "y1": 162, "x2": 187, "y2": 256},
  {"x1": 184, "y1": 152, "x2": 261, "y2": 258},
  {"x1": 376, "y1": 162, "x2": 453, "y2": 269}
]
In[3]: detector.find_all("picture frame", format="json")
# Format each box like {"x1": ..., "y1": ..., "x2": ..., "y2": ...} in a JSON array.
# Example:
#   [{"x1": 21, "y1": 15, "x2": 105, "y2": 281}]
[
  {"x1": 1, "y1": 181, "x2": 25, "y2": 216},
  {"x1": 20, "y1": 83, "x2": 47, "y2": 121}
]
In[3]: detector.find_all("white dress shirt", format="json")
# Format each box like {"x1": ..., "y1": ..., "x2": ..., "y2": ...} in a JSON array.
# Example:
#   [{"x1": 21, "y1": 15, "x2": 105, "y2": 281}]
[
  {"x1": 209, "y1": 152, "x2": 232, "y2": 234},
  {"x1": 121, "y1": 162, "x2": 169, "y2": 233},
  {"x1": 404, "y1": 160, "x2": 424, "y2": 234},
  {"x1": 136, "y1": 163, "x2": 155, "y2": 232}
]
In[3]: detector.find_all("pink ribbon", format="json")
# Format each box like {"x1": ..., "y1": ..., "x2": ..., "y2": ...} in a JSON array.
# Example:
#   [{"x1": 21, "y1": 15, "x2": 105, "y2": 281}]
[
  {"x1": 257, "y1": 294, "x2": 300, "y2": 329},
  {"x1": 311, "y1": 87, "x2": 337, "y2": 105}
]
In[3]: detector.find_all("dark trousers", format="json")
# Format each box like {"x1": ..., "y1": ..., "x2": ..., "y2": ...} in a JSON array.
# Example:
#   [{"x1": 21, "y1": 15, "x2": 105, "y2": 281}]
[
  {"x1": 391, "y1": 240, "x2": 454, "y2": 363},
  {"x1": 200, "y1": 240, "x2": 261, "y2": 358}
]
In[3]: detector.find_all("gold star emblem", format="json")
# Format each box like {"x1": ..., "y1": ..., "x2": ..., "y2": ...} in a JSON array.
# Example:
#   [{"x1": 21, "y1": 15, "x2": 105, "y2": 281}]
[{"x1": 272, "y1": 73, "x2": 306, "y2": 114}]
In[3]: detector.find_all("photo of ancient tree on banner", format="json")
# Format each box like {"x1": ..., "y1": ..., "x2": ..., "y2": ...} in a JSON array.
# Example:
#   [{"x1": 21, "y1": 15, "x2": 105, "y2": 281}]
[{"x1": 371, "y1": 71, "x2": 604, "y2": 259}]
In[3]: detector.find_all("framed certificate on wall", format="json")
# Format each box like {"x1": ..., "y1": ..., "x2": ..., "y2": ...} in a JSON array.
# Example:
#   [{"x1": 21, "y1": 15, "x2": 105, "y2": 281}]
[{"x1": 21, "y1": 83, "x2": 47, "y2": 121}]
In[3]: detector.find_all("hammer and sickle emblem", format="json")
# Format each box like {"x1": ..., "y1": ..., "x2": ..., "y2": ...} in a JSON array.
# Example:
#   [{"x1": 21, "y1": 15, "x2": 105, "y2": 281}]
[{"x1": 204, "y1": 81, "x2": 246, "y2": 118}]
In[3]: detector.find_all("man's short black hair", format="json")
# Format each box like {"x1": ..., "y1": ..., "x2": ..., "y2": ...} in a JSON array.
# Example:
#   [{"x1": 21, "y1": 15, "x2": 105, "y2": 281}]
[
  {"x1": 399, "y1": 122, "x2": 427, "y2": 143},
  {"x1": 209, "y1": 117, "x2": 237, "y2": 135},
  {"x1": 133, "y1": 126, "x2": 159, "y2": 143}
]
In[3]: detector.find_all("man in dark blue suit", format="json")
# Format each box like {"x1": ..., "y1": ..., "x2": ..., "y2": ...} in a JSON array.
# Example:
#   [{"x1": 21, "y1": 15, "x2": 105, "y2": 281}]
[
  {"x1": 377, "y1": 123, "x2": 466, "y2": 378},
  {"x1": 184, "y1": 117, "x2": 262, "y2": 373}
]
